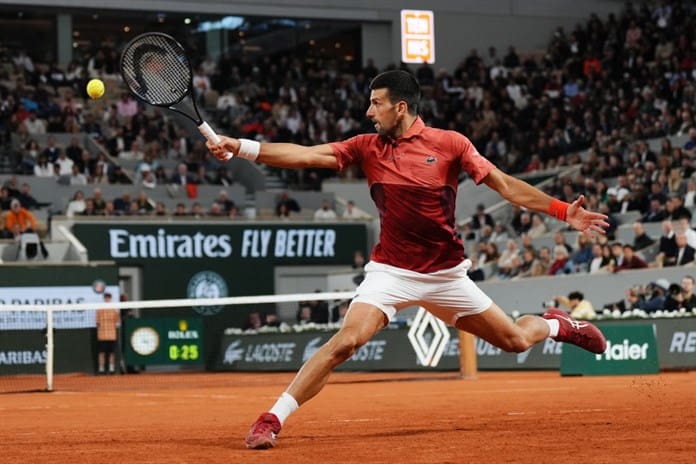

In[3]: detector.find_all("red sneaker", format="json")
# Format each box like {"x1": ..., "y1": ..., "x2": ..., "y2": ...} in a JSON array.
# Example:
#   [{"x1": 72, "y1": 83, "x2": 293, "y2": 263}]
[
  {"x1": 245, "y1": 412, "x2": 281, "y2": 449},
  {"x1": 543, "y1": 308, "x2": 607, "y2": 354}
]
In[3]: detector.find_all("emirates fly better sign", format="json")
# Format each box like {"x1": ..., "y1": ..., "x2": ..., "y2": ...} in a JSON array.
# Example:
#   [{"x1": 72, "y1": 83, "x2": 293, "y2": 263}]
[{"x1": 401, "y1": 9, "x2": 435, "y2": 64}]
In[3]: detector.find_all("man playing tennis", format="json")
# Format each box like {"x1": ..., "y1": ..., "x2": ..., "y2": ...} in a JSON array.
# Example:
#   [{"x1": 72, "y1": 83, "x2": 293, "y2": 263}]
[{"x1": 207, "y1": 70, "x2": 609, "y2": 450}]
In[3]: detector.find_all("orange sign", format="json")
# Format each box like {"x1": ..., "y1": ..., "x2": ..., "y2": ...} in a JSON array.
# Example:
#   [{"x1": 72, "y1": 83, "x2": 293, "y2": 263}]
[{"x1": 401, "y1": 10, "x2": 435, "y2": 64}]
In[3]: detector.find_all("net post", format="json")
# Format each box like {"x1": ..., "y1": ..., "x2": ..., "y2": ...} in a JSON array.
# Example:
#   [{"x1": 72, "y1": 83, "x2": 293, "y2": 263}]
[
  {"x1": 458, "y1": 330, "x2": 477, "y2": 379},
  {"x1": 46, "y1": 308, "x2": 54, "y2": 392}
]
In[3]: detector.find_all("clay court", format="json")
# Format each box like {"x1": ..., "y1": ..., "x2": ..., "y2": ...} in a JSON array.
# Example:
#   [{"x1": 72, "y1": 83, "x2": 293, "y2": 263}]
[{"x1": 2, "y1": 370, "x2": 695, "y2": 463}]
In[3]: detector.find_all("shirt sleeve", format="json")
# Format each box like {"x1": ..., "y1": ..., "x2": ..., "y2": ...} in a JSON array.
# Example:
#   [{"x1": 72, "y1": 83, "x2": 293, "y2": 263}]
[
  {"x1": 455, "y1": 133, "x2": 495, "y2": 184},
  {"x1": 329, "y1": 135, "x2": 366, "y2": 171}
]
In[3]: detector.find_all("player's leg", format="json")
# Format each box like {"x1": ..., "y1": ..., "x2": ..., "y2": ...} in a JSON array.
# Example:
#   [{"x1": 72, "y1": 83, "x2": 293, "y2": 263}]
[
  {"x1": 423, "y1": 264, "x2": 606, "y2": 354},
  {"x1": 286, "y1": 302, "x2": 388, "y2": 404},
  {"x1": 451, "y1": 302, "x2": 550, "y2": 352},
  {"x1": 448, "y1": 302, "x2": 606, "y2": 354},
  {"x1": 246, "y1": 302, "x2": 388, "y2": 449}
]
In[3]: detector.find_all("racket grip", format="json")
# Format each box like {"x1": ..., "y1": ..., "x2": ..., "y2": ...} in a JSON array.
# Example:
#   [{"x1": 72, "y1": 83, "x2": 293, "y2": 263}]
[{"x1": 199, "y1": 122, "x2": 233, "y2": 161}]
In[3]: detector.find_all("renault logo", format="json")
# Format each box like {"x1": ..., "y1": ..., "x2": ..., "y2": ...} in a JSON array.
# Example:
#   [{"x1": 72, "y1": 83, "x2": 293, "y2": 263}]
[{"x1": 407, "y1": 307, "x2": 450, "y2": 367}]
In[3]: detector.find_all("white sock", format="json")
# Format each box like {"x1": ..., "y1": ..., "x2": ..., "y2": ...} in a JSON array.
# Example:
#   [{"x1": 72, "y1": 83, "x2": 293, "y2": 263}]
[
  {"x1": 269, "y1": 392, "x2": 299, "y2": 425},
  {"x1": 544, "y1": 318, "x2": 560, "y2": 338}
]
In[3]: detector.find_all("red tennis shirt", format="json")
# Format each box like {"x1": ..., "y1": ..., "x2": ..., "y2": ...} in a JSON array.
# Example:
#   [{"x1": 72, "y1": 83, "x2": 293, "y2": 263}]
[{"x1": 331, "y1": 118, "x2": 495, "y2": 273}]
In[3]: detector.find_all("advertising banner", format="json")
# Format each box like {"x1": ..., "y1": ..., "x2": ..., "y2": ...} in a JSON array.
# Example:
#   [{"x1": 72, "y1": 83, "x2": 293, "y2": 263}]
[
  {"x1": 72, "y1": 222, "x2": 368, "y2": 367},
  {"x1": 214, "y1": 328, "x2": 565, "y2": 372},
  {"x1": 124, "y1": 317, "x2": 204, "y2": 366},
  {"x1": 0, "y1": 285, "x2": 120, "y2": 329},
  {"x1": 0, "y1": 329, "x2": 96, "y2": 375},
  {"x1": 561, "y1": 324, "x2": 660, "y2": 376}
]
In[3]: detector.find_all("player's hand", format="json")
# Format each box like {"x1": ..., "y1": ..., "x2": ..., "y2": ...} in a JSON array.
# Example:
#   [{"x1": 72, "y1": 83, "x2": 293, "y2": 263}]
[
  {"x1": 206, "y1": 136, "x2": 240, "y2": 162},
  {"x1": 566, "y1": 195, "x2": 609, "y2": 236}
]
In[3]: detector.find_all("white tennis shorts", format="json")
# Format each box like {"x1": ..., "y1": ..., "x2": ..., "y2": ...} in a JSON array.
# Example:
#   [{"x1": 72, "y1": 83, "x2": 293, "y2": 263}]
[{"x1": 351, "y1": 259, "x2": 493, "y2": 325}]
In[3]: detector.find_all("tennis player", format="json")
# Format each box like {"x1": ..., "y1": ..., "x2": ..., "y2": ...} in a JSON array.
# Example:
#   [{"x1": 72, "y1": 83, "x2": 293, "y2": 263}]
[{"x1": 207, "y1": 69, "x2": 609, "y2": 450}]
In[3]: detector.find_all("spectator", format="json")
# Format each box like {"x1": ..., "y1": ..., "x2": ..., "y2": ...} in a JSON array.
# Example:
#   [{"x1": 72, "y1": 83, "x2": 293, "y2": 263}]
[
  {"x1": 569, "y1": 233, "x2": 593, "y2": 272},
  {"x1": 614, "y1": 244, "x2": 648, "y2": 272},
  {"x1": 95, "y1": 292, "x2": 120, "y2": 375},
  {"x1": 471, "y1": 203, "x2": 494, "y2": 231},
  {"x1": 134, "y1": 191, "x2": 154, "y2": 215},
  {"x1": 663, "y1": 284, "x2": 684, "y2": 311},
  {"x1": 296, "y1": 305, "x2": 312, "y2": 325},
  {"x1": 640, "y1": 280, "x2": 670, "y2": 313},
  {"x1": 42, "y1": 135, "x2": 61, "y2": 163},
  {"x1": 65, "y1": 190, "x2": 87, "y2": 218},
  {"x1": 641, "y1": 198, "x2": 667, "y2": 223},
  {"x1": 466, "y1": 254, "x2": 485, "y2": 282},
  {"x1": 553, "y1": 291, "x2": 596, "y2": 320},
  {"x1": 552, "y1": 231, "x2": 573, "y2": 255},
  {"x1": 603, "y1": 285, "x2": 645, "y2": 314},
  {"x1": 526, "y1": 214, "x2": 548, "y2": 238},
  {"x1": 54, "y1": 150, "x2": 74, "y2": 176},
  {"x1": 314, "y1": 199, "x2": 337, "y2": 220},
  {"x1": 4, "y1": 198, "x2": 37, "y2": 236},
  {"x1": 548, "y1": 245, "x2": 571, "y2": 275},
  {"x1": 330, "y1": 300, "x2": 350, "y2": 324},
  {"x1": 681, "y1": 276, "x2": 696, "y2": 311},
  {"x1": 265, "y1": 312, "x2": 281, "y2": 328},
  {"x1": 69, "y1": 164, "x2": 88, "y2": 186},
  {"x1": 90, "y1": 188, "x2": 107, "y2": 214},
  {"x1": 588, "y1": 243, "x2": 611, "y2": 273},
  {"x1": 496, "y1": 239, "x2": 520, "y2": 278},
  {"x1": 17, "y1": 183, "x2": 43, "y2": 210},
  {"x1": 672, "y1": 233, "x2": 696, "y2": 266},
  {"x1": 216, "y1": 190, "x2": 236, "y2": 213},
  {"x1": 170, "y1": 162, "x2": 196, "y2": 187},
  {"x1": 113, "y1": 192, "x2": 132, "y2": 215},
  {"x1": 276, "y1": 192, "x2": 301, "y2": 217},
  {"x1": 243, "y1": 311, "x2": 265, "y2": 331},
  {"x1": 173, "y1": 203, "x2": 188, "y2": 217},
  {"x1": 34, "y1": 155, "x2": 53, "y2": 177},
  {"x1": 0, "y1": 187, "x2": 11, "y2": 211},
  {"x1": 342, "y1": 200, "x2": 367, "y2": 219},
  {"x1": 531, "y1": 246, "x2": 551, "y2": 277},
  {"x1": 632, "y1": 222, "x2": 655, "y2": 250}
]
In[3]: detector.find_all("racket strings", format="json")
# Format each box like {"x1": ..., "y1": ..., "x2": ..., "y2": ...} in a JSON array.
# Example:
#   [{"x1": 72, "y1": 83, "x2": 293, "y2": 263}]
[{"x1": 122, "y1": 35, "x2": 192, "y2": 106}]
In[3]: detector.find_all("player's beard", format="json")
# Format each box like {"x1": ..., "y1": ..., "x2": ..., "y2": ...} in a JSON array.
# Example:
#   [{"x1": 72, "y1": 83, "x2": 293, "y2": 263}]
[{"x1": 374, "y1": 112, "x2": 403, "y2": 138}]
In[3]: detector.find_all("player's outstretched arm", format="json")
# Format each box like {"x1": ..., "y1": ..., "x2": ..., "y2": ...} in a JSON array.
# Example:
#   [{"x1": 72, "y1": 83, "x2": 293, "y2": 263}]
[
  {"x1": 482, "y1": 168, "x2": 609, "y2": 235},
  {"x1": 206, "y1": 136, "x2": 339, "y2": 170}
]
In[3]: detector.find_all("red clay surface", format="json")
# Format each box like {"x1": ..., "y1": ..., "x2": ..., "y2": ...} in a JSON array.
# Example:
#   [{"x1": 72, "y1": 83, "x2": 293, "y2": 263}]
[{"x1": 2, "y1": 370, "x2": 695, "y2": 464}]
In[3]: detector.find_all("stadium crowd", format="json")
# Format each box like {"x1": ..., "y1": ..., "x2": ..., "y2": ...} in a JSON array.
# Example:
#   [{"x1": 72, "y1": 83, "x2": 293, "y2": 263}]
[{"x1": 0, "y1": 1, "x2": 695, "y2": 293}]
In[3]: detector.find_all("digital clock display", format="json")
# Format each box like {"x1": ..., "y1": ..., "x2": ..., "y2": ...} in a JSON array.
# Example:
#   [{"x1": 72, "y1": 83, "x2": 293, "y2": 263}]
[
  {"x1": 168, "y1": 344, "x2": 199, "y2": 361},
  {"x1": 125, "y1": 318, "x2": 204, "y2": 366}
]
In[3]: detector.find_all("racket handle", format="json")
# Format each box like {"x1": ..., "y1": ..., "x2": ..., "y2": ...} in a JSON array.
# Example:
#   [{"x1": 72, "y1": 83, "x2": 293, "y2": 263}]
[{"x1": 199, "y1": 121, "x2": 233, "y2": 161}]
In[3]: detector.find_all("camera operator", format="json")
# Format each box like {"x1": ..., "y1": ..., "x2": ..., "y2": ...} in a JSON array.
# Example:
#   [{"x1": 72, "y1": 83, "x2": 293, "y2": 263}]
[
  {"x1": 603, "y1": 285, "x2": 645, "y2": 313},
  {"x1": 552, "y1": 291, "x2": 597, "y2": 320}
]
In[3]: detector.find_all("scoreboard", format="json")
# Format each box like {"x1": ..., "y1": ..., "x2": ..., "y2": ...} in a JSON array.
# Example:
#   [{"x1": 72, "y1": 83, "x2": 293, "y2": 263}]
[{"x1": 124, "y1": 317, "x2": 204, "y2": 365}]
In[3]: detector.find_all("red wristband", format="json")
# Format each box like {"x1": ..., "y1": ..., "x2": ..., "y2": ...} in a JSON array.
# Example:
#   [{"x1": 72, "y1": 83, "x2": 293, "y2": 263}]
[{"x1": 548, "y1": 199, "x2": 569, "y2": 222}]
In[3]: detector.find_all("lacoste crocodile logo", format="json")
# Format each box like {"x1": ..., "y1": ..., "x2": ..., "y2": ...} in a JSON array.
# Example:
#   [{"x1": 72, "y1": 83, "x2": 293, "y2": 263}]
[{"x1": 426, "y1": 156, "x2": 437, "y2": 164}]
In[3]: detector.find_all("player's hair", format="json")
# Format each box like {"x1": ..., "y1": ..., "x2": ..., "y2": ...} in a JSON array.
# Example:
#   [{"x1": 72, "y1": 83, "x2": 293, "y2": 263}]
[
  {"x1": 369, "y1": 70, "x2": 420, "y2": 115},
  {"x1": 568, "y1": 291, "x2": 584, "y2": 301}
]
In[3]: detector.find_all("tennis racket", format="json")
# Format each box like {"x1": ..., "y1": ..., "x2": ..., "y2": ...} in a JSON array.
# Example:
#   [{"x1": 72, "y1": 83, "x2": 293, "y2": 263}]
[{"x1": 120, "y1": 32, "x2": 232, "y2": 160}]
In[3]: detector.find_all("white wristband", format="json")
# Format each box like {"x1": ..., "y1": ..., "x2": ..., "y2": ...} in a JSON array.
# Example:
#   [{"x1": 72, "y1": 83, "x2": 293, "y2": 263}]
[{"x1": 238, "y1": 138, "x2": 260, "y2": 161}]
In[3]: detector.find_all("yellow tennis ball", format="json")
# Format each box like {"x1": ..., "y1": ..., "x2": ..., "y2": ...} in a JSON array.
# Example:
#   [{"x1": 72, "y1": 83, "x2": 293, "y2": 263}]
[{"x1": 86, "y1": 79, "x2": 105, "y2": 99}]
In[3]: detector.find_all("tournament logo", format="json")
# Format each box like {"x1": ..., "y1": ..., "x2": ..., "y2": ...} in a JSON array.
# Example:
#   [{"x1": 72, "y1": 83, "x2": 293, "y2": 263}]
[
  {"x1": 187, "y1": 271, "x2": 228, "y2": 315},
  {"x1": 92, "y1": 279, "x2": 106, "y2": 294}
]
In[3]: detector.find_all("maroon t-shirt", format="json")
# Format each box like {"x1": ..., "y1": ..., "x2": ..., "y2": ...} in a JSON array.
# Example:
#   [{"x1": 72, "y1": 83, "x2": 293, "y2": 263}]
[{"x1": 331, "y1": 118, "x2": 494, "y2": 273}]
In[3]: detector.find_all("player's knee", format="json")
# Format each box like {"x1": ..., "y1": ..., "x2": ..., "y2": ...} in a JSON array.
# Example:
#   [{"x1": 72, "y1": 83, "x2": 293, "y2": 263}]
[
  {"x1": 329, "y1": 332, "x2": 362, "y2": 361},
  {"x1": 499, "y1": 335, "x2": 532, "y2": 353}
]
